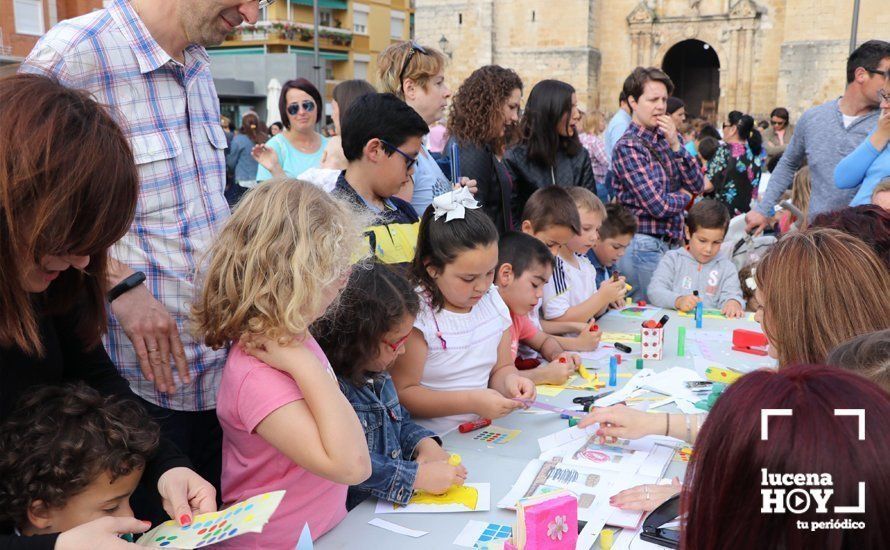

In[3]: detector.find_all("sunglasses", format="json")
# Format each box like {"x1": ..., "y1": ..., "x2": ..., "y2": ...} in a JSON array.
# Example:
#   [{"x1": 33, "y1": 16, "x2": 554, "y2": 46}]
[
  {"x1": 286, "y1": 100, "x2": 316, "y2": 116},
  {"x1": 398, "y1": 42, "x2": 428, "y2": 84},
  {"x1": 379, "y1": 139, "x2": 417, "y2": 170},
  {"x1": 770, "y1": 119, "x2": 786, "y2": 126},
  {"x1": 382, "y1": 333, "x2": 410, "y2": 352}
]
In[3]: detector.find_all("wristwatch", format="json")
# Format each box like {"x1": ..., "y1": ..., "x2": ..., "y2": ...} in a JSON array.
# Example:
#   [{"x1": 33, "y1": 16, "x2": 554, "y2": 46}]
[{"x1": 107, "y1": 271, "x2": 146, "y2": 303}]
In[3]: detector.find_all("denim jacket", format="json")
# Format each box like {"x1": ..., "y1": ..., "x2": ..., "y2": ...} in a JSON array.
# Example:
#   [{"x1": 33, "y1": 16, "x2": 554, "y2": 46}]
[{"x1": 338, "y1": 374, "x2": 440, "y2": 510}]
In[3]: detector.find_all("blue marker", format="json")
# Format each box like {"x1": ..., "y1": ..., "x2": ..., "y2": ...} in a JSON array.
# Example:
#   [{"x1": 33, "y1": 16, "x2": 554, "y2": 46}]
[
  {"x1": 450, "y1": 141, "x2": 461, "y2": 185},
  {"x1": 695, "y1": 301, "x2": 704, "y2": 329},
  {"x1": 608, "y1": 356, "x2": 618, "y2": 386}
]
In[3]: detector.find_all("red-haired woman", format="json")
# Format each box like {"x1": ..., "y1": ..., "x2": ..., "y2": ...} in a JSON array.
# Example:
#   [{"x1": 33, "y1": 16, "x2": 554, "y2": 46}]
[
  {"x1": 682, "y1": 365, "x2": 889, "y2": 549},
  {"x1": 0, "y1": 75, "x2": 214, "y2": 548}
]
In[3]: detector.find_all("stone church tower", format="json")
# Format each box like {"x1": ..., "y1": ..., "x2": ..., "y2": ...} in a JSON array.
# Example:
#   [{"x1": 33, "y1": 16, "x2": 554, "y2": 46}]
[{"x1": 415, "y1": 0, "x2": 889, "y2": 121}]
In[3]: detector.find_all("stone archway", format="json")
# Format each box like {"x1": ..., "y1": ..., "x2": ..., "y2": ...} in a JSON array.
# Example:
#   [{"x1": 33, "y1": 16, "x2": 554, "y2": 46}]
[
  {"x1": 662, "y1": 39, "x2": 721, "y2": 122},
  {"x1": 626, "y1": 0, "x2": 762, "y2": 120}
]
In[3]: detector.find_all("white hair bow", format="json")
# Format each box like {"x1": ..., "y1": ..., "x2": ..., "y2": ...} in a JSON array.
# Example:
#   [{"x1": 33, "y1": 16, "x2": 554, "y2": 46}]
[{"x1": 432, "y1": 185, "x2": 480, "y2": 222}]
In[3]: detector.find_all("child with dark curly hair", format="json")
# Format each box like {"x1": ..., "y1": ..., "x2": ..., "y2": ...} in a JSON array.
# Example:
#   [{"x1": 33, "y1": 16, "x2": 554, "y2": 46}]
[
  {"x1": 312, "y1": 262, "x2": 467, "y2": 510},
  {"x1": 0, "y1": 384, "x2": 158, "y2": 546}
]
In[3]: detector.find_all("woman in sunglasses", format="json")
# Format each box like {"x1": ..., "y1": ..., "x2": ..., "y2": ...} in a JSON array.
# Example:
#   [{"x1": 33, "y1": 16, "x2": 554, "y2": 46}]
[
  {"x1": 762, "y1": 107, "x2": 794, "y2": 166},
  {"x1": 253, "y1": 78, "x2": 328, "y2": 181}
]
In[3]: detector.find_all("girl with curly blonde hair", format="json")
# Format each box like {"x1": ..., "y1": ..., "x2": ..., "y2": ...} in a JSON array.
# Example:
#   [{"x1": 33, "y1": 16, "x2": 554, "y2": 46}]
[
  {"x1": 192, "y1": 179, "x2": 372, "y2": 547},
  {"x1": 445, "y1": 65, "x2": 524, "y2": 233}
]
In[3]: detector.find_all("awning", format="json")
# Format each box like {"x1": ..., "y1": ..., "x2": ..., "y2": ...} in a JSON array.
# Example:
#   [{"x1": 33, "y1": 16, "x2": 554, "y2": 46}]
[
  {"x1": 213, "y1": 78, "x2": 267, "y2": 99},
  {"x1": 289, "y1": 0, "x2": 348, "y2": 9},
  {"x1": 288, "y1": 46, "x2": 349, "y2": 61}
]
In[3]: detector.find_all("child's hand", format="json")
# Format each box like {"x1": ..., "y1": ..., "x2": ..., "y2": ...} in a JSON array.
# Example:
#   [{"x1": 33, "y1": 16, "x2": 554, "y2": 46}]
[
  {"x1": 674, "y1": 294, "x2": 701, "y2": 312},
  {"x1": 414, "y1": 461, "x2": 467, "y2": 494},
  {"x1": 56, "y1": 516, "x2": 151, "y2": 549},
  {"x1": 239, "y1": 334, "x2": 315, "y2": 376},
  {"x1": 505, "y1": 373, "x2": 537, "y2": 402},
  {"x1": 473, "y1": 389, "x2": 525, "y2": 419},
  {"x1": 537, "y1": 354, "x2": 579, "y2": 385},
  {"x1": 599, "y1": 276, "x2": 628, "y2": 303},
  {"x1": 572, "y1": 321, "x2": 602, "y2": 351},
  {"x1": 721, "y1": 300, "x2": 744, "y2": 319},
  {"x1": 414, "y1": 438, "x2": 449, "y2": 464}
]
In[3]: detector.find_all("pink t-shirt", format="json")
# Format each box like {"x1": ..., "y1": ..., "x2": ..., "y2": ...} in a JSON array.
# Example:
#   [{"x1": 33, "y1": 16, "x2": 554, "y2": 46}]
[
  {"x1": 510, "y1": 311, "x2": 539, "y2": 361},
  {"x1": 215, "y1": 339, "x2": 347, "y2": 548}
]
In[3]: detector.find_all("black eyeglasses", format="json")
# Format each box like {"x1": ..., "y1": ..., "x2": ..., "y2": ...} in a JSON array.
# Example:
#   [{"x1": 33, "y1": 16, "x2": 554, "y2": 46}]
[
  {"x1": 379, "y1": 139, "x2": 417, "y2": 170},
  {"x1": 865, "y1": 68, "x2": 888, "y2": 78},
  {"x1": 770, "y1": 119, "x2": 786, "y2": 126},
  {"x1": 398, "y1": 42, "x2": 428, "y2": 84},
  {"x1": 286, "y1": 100, "x2": 316, "y2": 116}
]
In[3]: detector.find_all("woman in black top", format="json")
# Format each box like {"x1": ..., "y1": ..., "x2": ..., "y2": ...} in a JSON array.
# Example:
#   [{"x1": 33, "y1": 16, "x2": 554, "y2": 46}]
[
  {"x1": 505, "y1": 79, "x2": 597, "y2": 217},
  {"x1": 0, "y1": 75, "x2": 214, "y2": 550},
  {"x1": 445, "y1": 65, "x2": 523, "y2": 233}
]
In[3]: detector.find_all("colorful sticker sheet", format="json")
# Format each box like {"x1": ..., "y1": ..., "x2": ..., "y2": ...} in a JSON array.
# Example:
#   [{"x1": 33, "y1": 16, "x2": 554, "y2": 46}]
[
  {"x1": 453, "y1": 520, "x2": 513, "y2": 548},
  {"x1": 472, "y1": 425, "x2": 521, "y2": 445},
  {"x1": 137, "y1": 491, "x2": 285, "y2": 548}
]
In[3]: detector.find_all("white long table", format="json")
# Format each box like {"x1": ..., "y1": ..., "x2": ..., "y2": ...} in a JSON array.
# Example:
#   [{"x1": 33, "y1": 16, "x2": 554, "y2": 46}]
[{"x1": 318, "y1": 308, "x2": 767, "y2": 549}]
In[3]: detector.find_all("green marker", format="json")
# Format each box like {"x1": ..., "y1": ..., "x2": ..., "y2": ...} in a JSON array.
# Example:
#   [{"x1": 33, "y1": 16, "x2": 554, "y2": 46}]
[
  {"x1": 636, "y1": 358, "x2": 644, "y2": 370},
  {"x1": 677, "y1": 326, "x2": 687, "y2": 356},
  {"x1": 568, "y1": 417, "x2": 579, "y2": 427},
  {"x1": 634, "y1": 333, "x2": 642, "y2": 342}
]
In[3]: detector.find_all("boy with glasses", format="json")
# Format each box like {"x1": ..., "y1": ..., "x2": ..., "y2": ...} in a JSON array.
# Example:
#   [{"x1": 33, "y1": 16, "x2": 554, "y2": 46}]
[{"x1": 334, "y1": 93, "x2": 430, "y2": 265}]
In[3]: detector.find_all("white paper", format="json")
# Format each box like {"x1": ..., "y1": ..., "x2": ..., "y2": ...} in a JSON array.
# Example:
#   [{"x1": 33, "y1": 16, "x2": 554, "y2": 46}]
[
  {"x1": 605, "y1": 473, "x2": 657, "y2": 529},
  {"x1": 635, "y1": 443, "x2": 676, "y2": 479},
  {"x1": 575, "y1": 512, "x2": 610, "y2": 550},
  {"x1": 593, "y1": 369, "x2": 656, "y2": 407},
  {"x1": 453, "y1": 520, "x2": 512, "y2": 548},
  {"x1": 538, "y1": 424, "x2": 596, "y2": 453},
  {"x1": 374, "y1": 483, "x2": 490, "y2": 514},
  {"x1": 367, "y1": 518, "x2": 428, "y2": 538}
]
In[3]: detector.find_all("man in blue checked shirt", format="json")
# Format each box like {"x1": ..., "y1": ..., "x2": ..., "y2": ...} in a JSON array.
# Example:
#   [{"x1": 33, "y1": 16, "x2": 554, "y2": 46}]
[
  {"x1": 20, "y1": 0, "x2": 273, "y2": 523},
  {"x1": 611, "y1": 67, "x2": 704, "y2": 302}
]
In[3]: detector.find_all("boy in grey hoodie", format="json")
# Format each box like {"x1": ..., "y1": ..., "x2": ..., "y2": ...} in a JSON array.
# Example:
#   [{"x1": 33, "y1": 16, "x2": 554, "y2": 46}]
[{"x1": 648, "y1": 200, "x2": 745, "y2": 318}]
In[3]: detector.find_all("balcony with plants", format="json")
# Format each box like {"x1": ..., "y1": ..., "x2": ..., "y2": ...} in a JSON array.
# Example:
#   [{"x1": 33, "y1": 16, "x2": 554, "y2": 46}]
[{"x1": 222, "y1": 21, "x2": 354, "y2": 50}]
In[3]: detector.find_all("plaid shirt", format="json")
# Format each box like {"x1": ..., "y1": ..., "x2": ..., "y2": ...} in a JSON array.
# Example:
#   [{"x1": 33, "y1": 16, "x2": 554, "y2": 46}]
[
  {"x1": 611, "y1": 123, "x2": 703, "y2": 242},
  {"x1": 20, "y1": 0, "x2": 229, "y2": 411}
]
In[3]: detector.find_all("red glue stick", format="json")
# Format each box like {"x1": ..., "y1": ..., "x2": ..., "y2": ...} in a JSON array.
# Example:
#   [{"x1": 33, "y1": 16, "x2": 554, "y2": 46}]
[
  {"x1": 590, "y1": 324, "x2": 599, "y2": 332},
  {"x1": 459, "y1": 418, "x2": 491, "y2": 433}
]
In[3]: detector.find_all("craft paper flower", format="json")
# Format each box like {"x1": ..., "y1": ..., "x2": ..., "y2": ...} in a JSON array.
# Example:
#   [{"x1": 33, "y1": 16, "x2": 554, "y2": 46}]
[{"x1": 548, "y1": 515, "x2": 568, "y2": 540}]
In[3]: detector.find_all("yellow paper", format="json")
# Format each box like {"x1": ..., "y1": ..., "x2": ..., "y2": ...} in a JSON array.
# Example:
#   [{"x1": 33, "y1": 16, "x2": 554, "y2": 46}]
[
  {"x1": 602, "y1": 332, "x2": 637, "y2": 342},
  {"x1": 409, "y1": 485, "x2": 479, "y2": 510}
]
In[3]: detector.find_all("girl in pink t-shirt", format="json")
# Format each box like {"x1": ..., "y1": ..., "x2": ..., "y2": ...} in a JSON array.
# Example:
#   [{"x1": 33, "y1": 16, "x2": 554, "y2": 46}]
[{"x1": 192, "y1": 180, "x2": 372, "y2": 547}]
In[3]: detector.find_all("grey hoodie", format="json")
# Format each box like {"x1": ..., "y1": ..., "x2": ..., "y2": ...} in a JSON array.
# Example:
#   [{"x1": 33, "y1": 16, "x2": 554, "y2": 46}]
[{"x1": 647, "y1": 248, "x2": 745, "y2": 310}]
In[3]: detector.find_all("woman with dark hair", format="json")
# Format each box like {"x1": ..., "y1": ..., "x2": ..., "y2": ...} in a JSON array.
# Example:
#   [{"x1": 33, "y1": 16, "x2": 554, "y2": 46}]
[
  {"x1": 446, "y1": 65, "x2": 524, "y2": 233},
  {"x1": 505, "y1": 79, "x2": 597, "y2": 217},
  {"x1": 269, "y1": 121, "x2": 284, "y2": 137},
  {"x1": 706, "y1": 110, "x2": 764, "y2": 214},
  {"x1": 666, "y1": 96, "x2": 686, "y2": 128},
  {"x1": 762, "y1": 106, "x2": 794, "y2": 165},
  {"x1": 0, "y1": 74, "x2": 215, "y2": 548},
  {"x1": 253, "y1": 77, "x2": 328, "y2": 181},
  {"x1": 225, "y1": 111, "x2": 267, "y2": 205}
]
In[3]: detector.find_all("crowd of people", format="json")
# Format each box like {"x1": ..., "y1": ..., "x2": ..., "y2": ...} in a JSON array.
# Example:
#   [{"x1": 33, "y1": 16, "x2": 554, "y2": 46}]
[{"x1": 0, "y1": 1, "x2": 888, "y2": 549}]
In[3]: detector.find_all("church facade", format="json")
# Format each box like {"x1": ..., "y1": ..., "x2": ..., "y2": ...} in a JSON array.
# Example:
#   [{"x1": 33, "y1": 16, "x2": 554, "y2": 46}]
[{"x1": 415, "y1": 0, "x2": 889, "y2": 121}]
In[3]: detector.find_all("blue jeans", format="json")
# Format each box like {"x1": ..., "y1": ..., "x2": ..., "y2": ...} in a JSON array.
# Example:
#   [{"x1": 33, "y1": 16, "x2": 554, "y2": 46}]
[{"x1": 617, "y1": 234, "x2": 676, "y2": 302}]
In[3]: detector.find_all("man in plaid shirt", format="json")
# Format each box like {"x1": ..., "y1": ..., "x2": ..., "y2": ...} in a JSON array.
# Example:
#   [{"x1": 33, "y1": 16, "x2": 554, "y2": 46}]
[
  {"x1": 612, "y1": 67, "x2": 704, "y2": 302},
  {"x1": 20, "y1": 0, "x2": 270, "y2": 521}
]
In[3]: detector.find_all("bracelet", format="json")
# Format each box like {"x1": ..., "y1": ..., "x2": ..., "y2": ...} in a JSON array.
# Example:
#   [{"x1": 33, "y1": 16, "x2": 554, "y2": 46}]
[
  {"x1": 665, "y1": 413, "x2": 670, "y2": 436},
  {"x1": 685, "y1": 414, "x2": 692, "y2": 443},
  {"x1": 107, "y1": 271, "x2": 146, "y2": 303}
]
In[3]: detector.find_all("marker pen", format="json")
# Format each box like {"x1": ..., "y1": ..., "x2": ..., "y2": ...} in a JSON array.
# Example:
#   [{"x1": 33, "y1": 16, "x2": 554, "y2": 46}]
[{"x1": 458, "y1": 418, "x2": 491, "y2": 433}]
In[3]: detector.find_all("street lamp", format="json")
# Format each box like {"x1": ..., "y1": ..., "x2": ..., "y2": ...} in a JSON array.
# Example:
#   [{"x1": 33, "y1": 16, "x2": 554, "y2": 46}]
[{"x1": 438, "y1": 35, "x2": 452, "y2": 58}]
